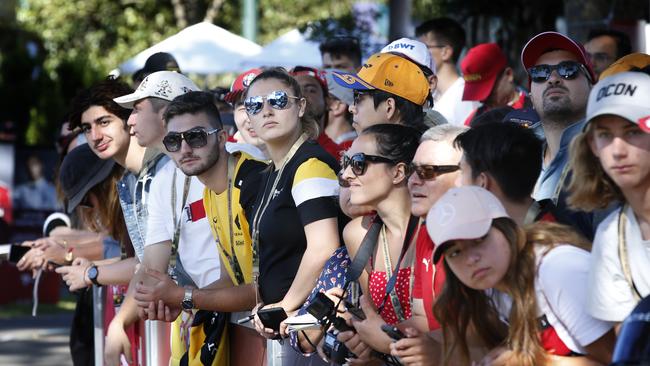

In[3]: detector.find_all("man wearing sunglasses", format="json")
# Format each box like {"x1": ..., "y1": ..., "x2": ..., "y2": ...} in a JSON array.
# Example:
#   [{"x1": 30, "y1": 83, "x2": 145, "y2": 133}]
[
  {"x1": 110, "y1": 71, "x2": 223, "y2": 366},
  {"x1": 521, "y1": 31, "x2": 603, "y2": 240},
  {"x1": 390, "y1": 125, "x2": 466, "y2": 362},
  {"x1": 134, "y1": 91, "x2": 267, "y2": 366}
]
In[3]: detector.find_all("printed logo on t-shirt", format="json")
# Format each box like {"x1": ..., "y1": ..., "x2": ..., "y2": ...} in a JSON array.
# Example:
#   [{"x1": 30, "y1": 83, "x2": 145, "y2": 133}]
[{"x1": 185, "y1": 199, "x2": 207, "y2": 222}]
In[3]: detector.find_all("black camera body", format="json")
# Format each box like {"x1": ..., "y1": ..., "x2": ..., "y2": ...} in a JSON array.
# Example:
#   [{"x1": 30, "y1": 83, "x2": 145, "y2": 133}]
[{"x1": 306, "y1": 292, "x2": 356, "y2": 364}]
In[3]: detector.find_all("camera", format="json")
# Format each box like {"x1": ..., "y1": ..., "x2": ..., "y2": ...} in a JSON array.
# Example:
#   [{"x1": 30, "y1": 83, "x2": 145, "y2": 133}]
[{"x1": 306, "y1": 292, "x2": 356, "y2": 364}]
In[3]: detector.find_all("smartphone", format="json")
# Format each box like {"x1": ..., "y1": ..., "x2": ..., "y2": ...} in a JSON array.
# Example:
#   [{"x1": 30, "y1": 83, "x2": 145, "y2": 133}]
[
  {"x1": 9, "y1": 245, "x2": 31, "y2": 263},
  {"x1": 381, "y1": 324, "x2": 405, "y2": 340},
  {"x1": 257, "y1": 307, "x2": 287, "y2": 334}
]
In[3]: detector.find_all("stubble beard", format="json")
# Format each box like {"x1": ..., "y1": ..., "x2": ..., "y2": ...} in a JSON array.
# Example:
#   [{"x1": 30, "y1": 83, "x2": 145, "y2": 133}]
[{"x1": 180, "y1": 147, "x2": 220, "y2": 177}]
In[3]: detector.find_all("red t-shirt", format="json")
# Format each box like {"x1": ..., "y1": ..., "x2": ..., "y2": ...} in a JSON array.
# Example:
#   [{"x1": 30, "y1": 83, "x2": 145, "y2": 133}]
[
  {"x1": 317, "y1": 132, "x2": 347, "y2": 160},
  {"x1": 411, "y1": 224, "x2": 446, "y2": 330}
]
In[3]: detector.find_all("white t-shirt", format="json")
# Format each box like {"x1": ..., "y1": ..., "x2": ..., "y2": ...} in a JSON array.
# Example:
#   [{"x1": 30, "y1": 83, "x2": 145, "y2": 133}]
[
  {"x1": 588, "y1": 205, "x2": 650, "y2": 322},
  {"x1": 493, "y1": 245, "x2": 612, "y2": 354},
  {"x1": 145, "y1": 161, "x2": 220, "y2": 288},
  {"x1": 432, "y1": 77, "x2": 477, "y2": 126}
]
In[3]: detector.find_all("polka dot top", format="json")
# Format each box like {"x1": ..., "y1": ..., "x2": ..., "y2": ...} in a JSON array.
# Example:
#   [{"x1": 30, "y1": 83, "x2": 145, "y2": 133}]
[{"x1": 368, "y1": 268, "x2": 412, "y2": 325}]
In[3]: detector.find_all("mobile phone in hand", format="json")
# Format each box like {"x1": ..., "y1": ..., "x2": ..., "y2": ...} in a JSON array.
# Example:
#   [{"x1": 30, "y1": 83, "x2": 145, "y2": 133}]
[
  {"x1": 381, "y1": 324, "x2": 405, "y2": 340},
  {"x1": 257, "y1": 307, "x2": 287, "y2": 336}
]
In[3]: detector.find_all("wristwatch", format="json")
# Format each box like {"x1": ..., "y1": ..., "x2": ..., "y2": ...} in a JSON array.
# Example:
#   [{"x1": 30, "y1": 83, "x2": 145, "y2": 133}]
[
  {"x1": 182, "y1": 287, "x2": 194, "y2": 311},
  {"x1": 87, "y1": 265, "x2": 101, "y2": 286}
]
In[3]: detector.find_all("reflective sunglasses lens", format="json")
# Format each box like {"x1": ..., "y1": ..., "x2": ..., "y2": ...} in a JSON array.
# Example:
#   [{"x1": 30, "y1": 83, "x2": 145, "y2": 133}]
[
  {"x1": 185, "y1": 130, "x2": 208, "y2": 148},
  {"x1": 351, "y1": 154, "x2": 366, "y2": 176},
  {"x1": 268, "y1": 91, "x2": 289, "y2": 110},
  {"x1": 530, "y1": 66, "x2": 551, "y2": 83},
  {"x1": 245, "y1": 97, "x2": 263, "y2": 115},
  {"x1": 163, "y1": 134, "x2": 182, "y2": 152},
  {"x1": 558, "y1": 62, "x2": 580, "y2": 79}
]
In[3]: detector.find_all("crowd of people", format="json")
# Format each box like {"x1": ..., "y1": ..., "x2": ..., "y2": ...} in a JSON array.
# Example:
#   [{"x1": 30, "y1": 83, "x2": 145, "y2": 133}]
[{"x1": 12, "y1": 15, "x2": 650, "y2": 366}]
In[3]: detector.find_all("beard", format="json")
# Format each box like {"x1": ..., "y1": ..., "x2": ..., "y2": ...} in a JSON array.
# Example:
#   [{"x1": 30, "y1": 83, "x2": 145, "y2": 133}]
[{"x1": 178, "y1": 147, "x2": 220, "y2": 176}]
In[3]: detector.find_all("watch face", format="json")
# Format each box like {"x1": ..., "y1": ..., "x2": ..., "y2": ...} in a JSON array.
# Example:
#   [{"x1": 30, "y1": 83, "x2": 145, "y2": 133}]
[
  {"x1": 182, "y1": 300, "x2": 193, "y2": 310},
  {"x1": 88, "y1": 266, "x2": 98, "y2": 280}
]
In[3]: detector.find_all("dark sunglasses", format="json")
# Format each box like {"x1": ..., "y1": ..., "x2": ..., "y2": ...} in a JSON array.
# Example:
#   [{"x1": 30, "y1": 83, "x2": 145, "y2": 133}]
[
  {"x1": 342, "y1": 153, "x2": 396, "y2": 176},
  {"x1": 244, "y1": 90, "x2": 301, "y2": 115},
  {"x1": 353, "y1": 90, "x2": 373, "y2": 105},
  {"x1": 163, "y1": 127, "x2": 220, "y2": 152},
  {"x1": 528, "y1": 61, "x2": 592, "y2": 83},
  {"x1": 409, "y1": 164, "x2": 460, "y2": 180}
]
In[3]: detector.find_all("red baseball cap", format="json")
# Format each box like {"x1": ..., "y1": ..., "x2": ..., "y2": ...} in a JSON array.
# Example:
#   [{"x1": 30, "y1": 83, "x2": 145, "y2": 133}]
[
  {"x1": 461, "y1": 43, "x2": 507, "y2": 101},
  {"x1": 521, "y1": 31, "x2": 596, "y2": 83},
  {"x1": 290, "y1": 66, "x2": 328, "y2": 94},
  {"x1": 225, "y1": 68, "x2": 263, "y2": 104}
]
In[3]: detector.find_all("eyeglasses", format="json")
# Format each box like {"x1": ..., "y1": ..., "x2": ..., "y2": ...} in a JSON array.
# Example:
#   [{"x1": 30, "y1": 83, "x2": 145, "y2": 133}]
[
  {"x1": 244, "y1": 90, "x2": 301, "y2": 115},
  {"x1": 353, "y1": 90, "x2": 373, "y2": 105},
  {"x1": 409, "y1": 164, "x2": 460, "y2": 180},
  {"x1": 163, "y1": 127, "x2": 220, "y2": 152},
  {"x1": 342, "y1": 153, "x2": 396, "y2": 176},
  {"x1": 528, "y1": 61, "x2": 592, "y2": 83}
]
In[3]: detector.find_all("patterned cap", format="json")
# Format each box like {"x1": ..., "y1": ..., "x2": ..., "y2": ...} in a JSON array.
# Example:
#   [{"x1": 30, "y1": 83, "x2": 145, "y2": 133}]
[{"x1": 114, "y1": 71, "x2": 200, "y2": 109}]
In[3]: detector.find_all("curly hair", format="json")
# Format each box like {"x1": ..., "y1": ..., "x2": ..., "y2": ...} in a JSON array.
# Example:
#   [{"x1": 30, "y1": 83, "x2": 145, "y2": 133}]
[{"x1": 68, "y1": 78, "x2": 133, "y2": 130}]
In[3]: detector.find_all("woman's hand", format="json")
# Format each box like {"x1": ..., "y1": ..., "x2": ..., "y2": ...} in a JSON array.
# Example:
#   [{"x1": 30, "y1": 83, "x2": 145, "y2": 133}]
[
  {"x1": 390, "y1": 327, "x2": 441, "y2": 366},
  {"x1": 252, "y1": 302, "x2": 280, "y2": 339},
  {"x1": 349, "y1": 295, "x2": 393, "y2": 354},
  {"x1": 56, "y1": 258, "x2": 92, "y2": 291}
]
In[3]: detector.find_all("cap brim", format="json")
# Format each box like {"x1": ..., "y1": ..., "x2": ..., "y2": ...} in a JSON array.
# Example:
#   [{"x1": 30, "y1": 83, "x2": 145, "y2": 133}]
[
  {"x1": 332, "y1": 71, "x2": 376, "y2": 90},
  {"x1": 586, "y1": 105, "x2": 650, "y2": 133},
  {"x1": 521, "y1": 32, "x2": 596, "y2": 82},
  {"x1": 429, "y1": 218, "x2": 492, "y2": 264},
  {"x1": 66, "y1": 159, "x2": 115, "y2": 213},
  {"x1": 462, "y1": 74, "x2": 498, "y2": 101},
  {"x1": 224, "y1": 89, "x2": 243, "y2": 104},
  {"x1": 113, "y1": 92, "x2": 147, "y2": 109}
]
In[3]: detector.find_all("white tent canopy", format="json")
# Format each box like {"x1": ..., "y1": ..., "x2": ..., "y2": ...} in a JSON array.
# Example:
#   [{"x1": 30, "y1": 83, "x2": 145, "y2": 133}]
[
  {"x1": 119, "y1": 22, "x2": 262, "y2": 75},
  {"x1": 240, "y1": 29, "x2": 321, "y2": 69}
]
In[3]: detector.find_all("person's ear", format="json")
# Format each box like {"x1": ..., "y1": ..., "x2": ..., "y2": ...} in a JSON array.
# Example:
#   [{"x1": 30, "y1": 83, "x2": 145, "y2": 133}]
[
  {"x1": 298, "y1": 98, "x2": 307, "y2": 118},
  {"x1": 440, "y1": 45, "x2": 453, "y2": 62},
  {"x1": 392, "y1": 162, "x2": 409, "y2": 185},
  {"x1": 504, "y1": 67, "x2": 514, "y2": 83},
  {"x1": 385, "y1": 97, "x2": 398, "y2": 121},
  {"x1": 475, "y1": 172, "x2": 490, "y2": 189},
  {"x1": 428, "y1": 74, "x2": 438, "y2": 93}
]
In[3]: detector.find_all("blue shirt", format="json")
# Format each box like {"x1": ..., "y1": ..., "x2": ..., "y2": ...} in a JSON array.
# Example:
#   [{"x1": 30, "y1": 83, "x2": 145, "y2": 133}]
[
  {"x1": 116, "y1": 149, "x2": 168, "y2": 261},
  {"x1": 533, "y1": 119, "x2": 586, "y2": 203}
]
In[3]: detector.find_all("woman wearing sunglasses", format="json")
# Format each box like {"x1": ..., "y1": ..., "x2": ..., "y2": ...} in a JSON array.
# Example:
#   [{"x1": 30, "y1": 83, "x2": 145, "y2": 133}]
[
  {"x1": 243, "y1": 69, "x2": 342, "y2": 353},
  {"x1": 337, "y1": 124, "x2": 422, "y2": 361},
  {"x1": 428, "y1": 186, "x2": 614, "y2": 366}
]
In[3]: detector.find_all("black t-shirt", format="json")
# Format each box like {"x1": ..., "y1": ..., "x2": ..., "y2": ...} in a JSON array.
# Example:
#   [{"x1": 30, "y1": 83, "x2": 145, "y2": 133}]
[{"x1": 253, "y1": 140, "x2": 340, "y2": 304}]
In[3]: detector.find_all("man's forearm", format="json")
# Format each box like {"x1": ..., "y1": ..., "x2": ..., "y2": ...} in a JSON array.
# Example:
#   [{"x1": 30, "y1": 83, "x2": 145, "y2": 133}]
[
  {"x1": 97, "y1": 257, "x2": 138, "y2": 286},
  {"x1": 193, "y1": 283, "x2": 257, "y2": 312}
]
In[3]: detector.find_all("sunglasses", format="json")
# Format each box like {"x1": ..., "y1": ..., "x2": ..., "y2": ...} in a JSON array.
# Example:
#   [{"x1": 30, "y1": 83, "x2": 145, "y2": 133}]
[
  {"x1": 244, "y1": 90, "x2": 301, "y2": 115},
  {"x1": 409, "y1": 164, "x2": 460, "y2": 180},
  {"x1": 163, "y1": 127, "x2": 220, "y2": 152},
  {"x1": 353, "y1": 90, "x2": 373, "y2": 105},
  {"x1": 528, "y1": 61, "x2": 591, "y2": 83},
  {"x1": 342, "y1": 153, "x2": 396, "y2": 177}
]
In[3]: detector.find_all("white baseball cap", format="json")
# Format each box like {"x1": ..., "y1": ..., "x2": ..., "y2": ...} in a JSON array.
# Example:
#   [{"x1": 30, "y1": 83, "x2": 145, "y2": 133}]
[
  {"x1": 426, "y1": 186, "x2": 509, "y2": 263},
  {"x1": 381, "y1": 37, "x2": 436, "y2": 75},
  {"x1": 586, "y1": 71, "x2": 650, "y2": 133},
  {"x1": 114, "y1": 71, "x2": 200, "y2": 109}
]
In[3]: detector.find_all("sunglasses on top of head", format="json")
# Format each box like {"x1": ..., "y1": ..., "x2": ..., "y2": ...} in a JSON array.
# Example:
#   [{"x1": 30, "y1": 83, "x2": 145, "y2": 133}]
[
  {"x1": 244, "y1": 90, "x2": 302, "y2": 115},
  {"x1": 163, "y1": 127, "x2": 220, "y2": 152},
  {"x1": 409, "y1": 164, "x2": 460, "y2": 180},
  {"x1": 342, "y1": 152, "x2": 397, "y2": 177},
  {"x1": 527, "y1": 61, "x2": 592, "y2": 84}
]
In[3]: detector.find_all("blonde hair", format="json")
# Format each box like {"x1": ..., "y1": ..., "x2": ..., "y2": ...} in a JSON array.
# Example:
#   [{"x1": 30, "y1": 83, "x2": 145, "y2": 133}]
[
  {"x1": 566, "y1": 123, "x2": 624, "y2": 211},
  {"x1": 434, "y1": 219, "x2": 590, "y2": 366}
]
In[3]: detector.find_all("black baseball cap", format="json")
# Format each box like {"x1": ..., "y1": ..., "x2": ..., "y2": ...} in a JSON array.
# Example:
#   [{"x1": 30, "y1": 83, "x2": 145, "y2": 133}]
[{"x1": 59, "y1": 144, "x2": 115, "y2": 213}]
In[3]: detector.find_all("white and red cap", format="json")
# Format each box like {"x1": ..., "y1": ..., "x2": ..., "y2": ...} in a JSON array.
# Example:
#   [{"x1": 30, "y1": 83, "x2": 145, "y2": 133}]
[
  {"x1": 426, "y1": 186, "x2": 510, "y2": 264},
  {"x1": 586, "y1": 71, "x2": 650, "y2": 133},
  {"x1": 114, "y1": 71, "x2": 199, "y2": 109},
  {"x1": 225, "y1": 68, "x2": 263, "y2": 104}
]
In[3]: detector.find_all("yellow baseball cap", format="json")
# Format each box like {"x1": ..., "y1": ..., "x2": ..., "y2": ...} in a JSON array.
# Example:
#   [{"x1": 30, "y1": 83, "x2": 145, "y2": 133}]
[
  {"x1": 599, "y1": 53, "x2": 650, "y2": 80},
  {"x1": 332, "y1": 53, "x2": 430, "y2": 105}
]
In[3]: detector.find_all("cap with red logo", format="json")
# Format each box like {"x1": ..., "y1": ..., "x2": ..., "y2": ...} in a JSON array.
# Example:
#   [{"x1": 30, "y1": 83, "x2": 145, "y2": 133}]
[
  {"x1": 290, "y1": 66, "x2": 328, "y2": 94},
  {"x1": 461, "y1": 43, "x2": 507, "y2": 102},
  {"x1": 225, "y1": 68, "x2": 263, "y2": 104},
  {"x1": 586, "y1": 71, "x2": 650, "y2": 133},
  {"x1": 521, "y1": 31, "x2": 596, "y2": 84}
]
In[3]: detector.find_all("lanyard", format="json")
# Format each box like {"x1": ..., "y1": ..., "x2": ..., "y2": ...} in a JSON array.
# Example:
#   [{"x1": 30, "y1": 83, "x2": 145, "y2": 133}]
[
  {"x1": 377, "y1": 216, "x2": 419, "y2": 321},
  {"x1": 551, "y1": 163, "x2": 571, "y2": 204},
  {"x1": 523, "y1": 200, "x2": 542, "y2": 225},
  {"x1": 211, "y1": 154, "x2": 247, "y2": 285},
  {"x1": 250, "y1": 134, "x2": 307, "y2": 286},
  {"x1": 618, "y1": 204, "x2": 642, "y2": 301},
  {"x1": 169, "y1": 169, "x2": 191, "y2": 274}
]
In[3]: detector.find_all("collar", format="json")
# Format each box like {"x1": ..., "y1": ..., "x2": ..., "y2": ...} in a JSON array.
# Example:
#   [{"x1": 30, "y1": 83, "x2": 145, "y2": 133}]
[{"x1": 558, "y1": 119, "x2": 586, "y2": 152}]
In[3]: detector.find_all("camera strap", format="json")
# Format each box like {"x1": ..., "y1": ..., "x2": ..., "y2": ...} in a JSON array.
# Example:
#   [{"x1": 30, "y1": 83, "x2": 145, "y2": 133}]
[
  {"x1": 345, "y1": 215, "x2": 384, "y2": 284},
  {"x1": 377, "y1": 216, "x2": 419, "y2": 321}
]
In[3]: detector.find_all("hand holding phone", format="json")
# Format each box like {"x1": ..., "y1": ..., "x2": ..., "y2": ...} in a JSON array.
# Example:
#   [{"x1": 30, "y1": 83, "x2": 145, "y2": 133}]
[
  {"x1": 257, "y1": 307, "x2": 287, "y2": 336},
  {"x1": 381, "y1": 324, "x2": 405, "y2": 340}
]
